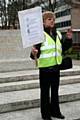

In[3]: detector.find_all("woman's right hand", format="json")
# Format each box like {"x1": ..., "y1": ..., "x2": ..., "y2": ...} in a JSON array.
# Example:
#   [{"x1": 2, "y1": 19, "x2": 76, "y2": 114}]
[{"x1": 31, "y1": 47, "x2": 38, "y2": 57}]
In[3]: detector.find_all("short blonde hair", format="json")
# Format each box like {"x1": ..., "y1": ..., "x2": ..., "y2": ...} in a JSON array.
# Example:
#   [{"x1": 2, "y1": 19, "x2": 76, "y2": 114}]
[{"x1": 42, "y1": 11, "x2": 55, "y2": 22}]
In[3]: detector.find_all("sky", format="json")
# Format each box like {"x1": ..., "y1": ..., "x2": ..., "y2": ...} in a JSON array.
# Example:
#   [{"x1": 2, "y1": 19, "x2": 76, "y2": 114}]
[{"x1": 6, "y1": 0, "x2": 8, "y2": 3}]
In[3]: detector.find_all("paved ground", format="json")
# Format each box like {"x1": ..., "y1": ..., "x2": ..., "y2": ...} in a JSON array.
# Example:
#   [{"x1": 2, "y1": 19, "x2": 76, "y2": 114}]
[{"x1": 0, "y1": 100, "x2": 80, "y2": 120}]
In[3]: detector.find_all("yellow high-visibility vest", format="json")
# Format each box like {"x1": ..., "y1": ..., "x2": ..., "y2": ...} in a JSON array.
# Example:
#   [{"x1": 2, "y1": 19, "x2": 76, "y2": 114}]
[{"x1": 37, "y1": 31, "x2": 62, "y2": 68}]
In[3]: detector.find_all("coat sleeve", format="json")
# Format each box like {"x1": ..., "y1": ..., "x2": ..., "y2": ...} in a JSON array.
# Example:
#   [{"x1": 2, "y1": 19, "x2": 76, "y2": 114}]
[
  {"x1": 62, "y1": 38, "x2": 72, "y2": 53},
  {"x1": 57, "y1": 31, "x2": 72, "y2": 53}
]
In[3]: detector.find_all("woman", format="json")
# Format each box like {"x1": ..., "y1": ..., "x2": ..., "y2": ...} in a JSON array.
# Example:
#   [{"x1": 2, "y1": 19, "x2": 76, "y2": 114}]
[{"x1": 30, "y1": 11, "x2": 72, "y2": 120}]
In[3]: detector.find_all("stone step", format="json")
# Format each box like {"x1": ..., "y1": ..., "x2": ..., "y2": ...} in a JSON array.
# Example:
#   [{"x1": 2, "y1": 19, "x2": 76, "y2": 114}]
[
  {"x1": 0, "y1": 80, "x2": 39, "y2": 93},
  {"x1": 0, "y1": 66, "x2": 80, "y2": 83},
  {"x1": 0, "y1": 75, "x2": 80, "y2": 93},
  {"x1": 0, "y1": 58, "x2": 79, "y2": 73},
  {"x1": 0, "y1": 69, "x2": 39, "y2": 83},
  {"x1": 0, "y1": 83, "x2": 80, "y2": 113},
  {"x1": 0, "y1": 101, "x2": 79, "y2": 120},
  {"x1": 0, "y1": 59, "x2": 36, "y2": 72}
]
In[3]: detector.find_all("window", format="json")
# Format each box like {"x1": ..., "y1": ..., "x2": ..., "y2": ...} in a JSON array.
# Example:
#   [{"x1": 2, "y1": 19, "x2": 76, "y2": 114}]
[
  {"x1": 55, "y1": 9, "x2": 71, "y2": 18},
  {"x1": 56, "y1": 20, "x2": 71, "y2": 28}
]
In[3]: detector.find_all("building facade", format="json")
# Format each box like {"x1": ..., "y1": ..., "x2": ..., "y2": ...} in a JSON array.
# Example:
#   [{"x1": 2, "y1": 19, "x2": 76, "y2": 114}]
[{"x1": 54, "y1": 0, "x2": 80, "y2": 44}]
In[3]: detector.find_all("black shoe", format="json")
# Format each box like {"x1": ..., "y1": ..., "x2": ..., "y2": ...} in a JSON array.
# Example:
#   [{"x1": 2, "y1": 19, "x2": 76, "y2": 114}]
[
  {"x1": 42, "y1": 117, "x2": 52, "y2": 120},
  {"x1": 51, "y1": 113, "x2": 65, "y2": 119}
]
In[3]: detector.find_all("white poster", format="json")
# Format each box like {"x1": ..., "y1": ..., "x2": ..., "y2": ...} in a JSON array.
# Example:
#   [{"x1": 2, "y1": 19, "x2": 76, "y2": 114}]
[{"x1": 18, "y1": 7, "x2": 44, "y2": 48}]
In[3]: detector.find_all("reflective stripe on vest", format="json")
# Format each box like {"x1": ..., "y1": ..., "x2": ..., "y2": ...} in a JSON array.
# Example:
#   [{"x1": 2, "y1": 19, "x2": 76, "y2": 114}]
[{"x1": 37, "y1": 31, "x2": 62, "y2": 68}]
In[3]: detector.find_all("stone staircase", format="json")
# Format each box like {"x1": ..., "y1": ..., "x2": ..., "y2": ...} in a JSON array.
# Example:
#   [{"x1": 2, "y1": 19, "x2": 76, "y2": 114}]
[{"x1": 0, "y1": 65, "x2": 80, "y2": 113}]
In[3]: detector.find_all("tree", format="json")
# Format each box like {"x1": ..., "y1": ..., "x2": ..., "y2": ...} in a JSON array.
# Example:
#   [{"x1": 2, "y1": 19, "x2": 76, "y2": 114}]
[
  {"x1": 0, "y1": 0, "x2": 8, "y2": 29},
  {"x1": 48, "y1": 0, "x2": 56, "y2": 12},
  {"x1": 7, "y1": 0, "x2": 23, "y2": 29}
]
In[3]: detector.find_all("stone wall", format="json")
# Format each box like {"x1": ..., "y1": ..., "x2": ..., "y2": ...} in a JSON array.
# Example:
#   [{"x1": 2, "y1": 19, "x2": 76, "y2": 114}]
[
  {"x1": 0, "y1": 30, "x2": 31, "y2": 59},
  {"x1": 0, "y1": 30, "x2": 36, "y2": 72}
]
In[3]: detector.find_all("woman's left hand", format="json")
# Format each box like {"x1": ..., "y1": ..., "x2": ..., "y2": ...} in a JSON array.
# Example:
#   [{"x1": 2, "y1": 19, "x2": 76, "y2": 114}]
[{"x1": 66, "y1": 29, "x2": 73, "y2": 39}]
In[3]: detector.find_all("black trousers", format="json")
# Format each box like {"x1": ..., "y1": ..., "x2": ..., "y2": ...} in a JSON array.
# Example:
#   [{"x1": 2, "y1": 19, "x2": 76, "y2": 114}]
[{"x1": 39, "y1": 68, "x2": 60, "y2": 118}]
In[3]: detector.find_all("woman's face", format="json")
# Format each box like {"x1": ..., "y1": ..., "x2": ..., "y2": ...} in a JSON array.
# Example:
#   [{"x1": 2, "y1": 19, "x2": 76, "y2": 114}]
[{"x1": 43, "y1": 17, "x2": 55, "y2": 28}]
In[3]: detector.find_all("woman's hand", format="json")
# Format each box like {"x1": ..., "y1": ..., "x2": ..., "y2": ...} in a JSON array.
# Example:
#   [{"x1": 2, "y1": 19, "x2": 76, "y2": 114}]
[
  {"x1": 31, "y1": 47, "x2": 38, "y2": 57},
  {"x1": 66, "y1": 29, "x2": 73, "y2": 39}
]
